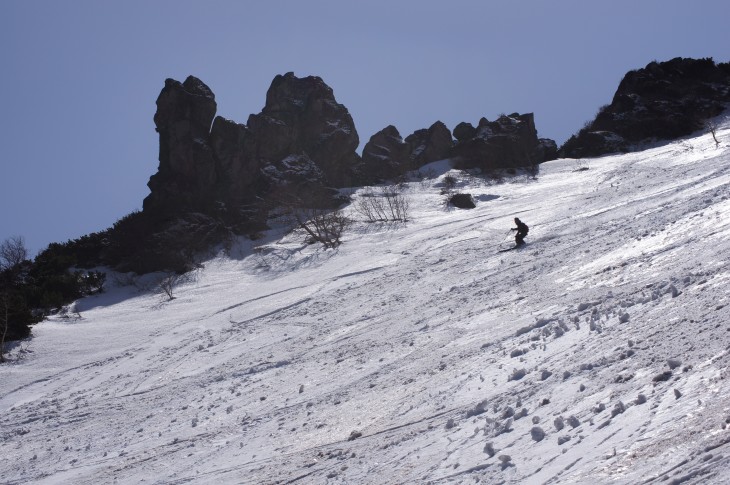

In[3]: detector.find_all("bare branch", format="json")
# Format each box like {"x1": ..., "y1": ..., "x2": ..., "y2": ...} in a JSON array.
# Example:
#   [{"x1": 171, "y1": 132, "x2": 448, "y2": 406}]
[
  {"x1": 0, "y1": 236, "x2": 28, "y2": 270},
  {"x1": 354, "y1": 186, "x2": 410, "y2": 223},
  {"x1": 707, "y1": 120, "x2": 720, "y2": 146},
  {"x1": 0, "y1": 294, "x2": 8, "y2": 363}
]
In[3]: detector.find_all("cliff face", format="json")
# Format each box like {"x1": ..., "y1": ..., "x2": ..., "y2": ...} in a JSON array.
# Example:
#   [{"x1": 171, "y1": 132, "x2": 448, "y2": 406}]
[
  {"x1": 360, "y1": 115, "x2": 557, "y2": 183},
  {"x1": 360, "y1": 121, "x2": 456, "y2": 182},
  {"x1": 247, "y1": 72, "x2": 362, "y2": 188},
  {"x1": 143, "y1": 72, "x2": 362, "y2": 227},
  {"x1": 450, "y1": 113, "x2": 557, "y2": 170},
  {"x1": 144, "y1": 76, "x2": 218, "y2": 217},
  {"x1": 560, "y1": 57, "x2": 730, "y2": 158}
]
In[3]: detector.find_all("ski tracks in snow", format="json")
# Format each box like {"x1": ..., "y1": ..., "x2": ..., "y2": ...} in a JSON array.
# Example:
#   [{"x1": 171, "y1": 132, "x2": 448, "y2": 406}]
[{"x1": 2, "y1": 127, "x2": 730, "y2": 483}]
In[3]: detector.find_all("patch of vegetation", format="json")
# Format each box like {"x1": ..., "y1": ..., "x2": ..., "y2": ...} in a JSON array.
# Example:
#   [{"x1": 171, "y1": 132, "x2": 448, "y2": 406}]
[{"x1": 1, "y1": 236, "x2": 106, "y2": 361}]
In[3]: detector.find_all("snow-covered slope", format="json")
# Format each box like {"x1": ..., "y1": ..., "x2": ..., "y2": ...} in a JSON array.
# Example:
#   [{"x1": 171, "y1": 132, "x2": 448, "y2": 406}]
[{"x1": 2, "y1": 121, "x2": 730, "y2": 484}]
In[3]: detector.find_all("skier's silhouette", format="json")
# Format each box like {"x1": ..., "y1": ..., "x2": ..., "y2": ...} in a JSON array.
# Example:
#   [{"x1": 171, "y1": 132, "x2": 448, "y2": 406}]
[{"x1": 511, "y1": 218, "x2": 529, "y2": 246}]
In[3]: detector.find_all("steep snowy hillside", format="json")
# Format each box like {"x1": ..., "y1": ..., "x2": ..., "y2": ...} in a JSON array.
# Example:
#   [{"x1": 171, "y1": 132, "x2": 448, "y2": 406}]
[{"x1": 2, "y1": 120, "x2": 730, "y2": 484}]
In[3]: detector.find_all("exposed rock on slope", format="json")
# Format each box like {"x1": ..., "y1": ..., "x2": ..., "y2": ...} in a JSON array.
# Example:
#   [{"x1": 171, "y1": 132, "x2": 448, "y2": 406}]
[
  {"x1": 145, "y1": 72, "x2": 362, "y2": 224},
  {"x1": 451, "y1": 113, "x2": 557, "y2": 170},
  {"x1": 560, "y1": 57, "x2": 730, "y2": 158},
  {"x1": 128, "y1": 73, "x2": 362, "y2": 272},
  {"x1": 405, "y1": 121, "x2": 454, "y2": 167},
  {"x1": 247, "y1": 72, "x2": 362, "y2": 188},
  {"x1": 361, "y1": 125, "x2": 411, "y2": 182},
  {"x1": 362, "y1": 115, "x2": 557, "y2": 183},
  {"x1": 144, "y1": 76, "x2": 218, "y2": 217},
  {"x1": 361, "y1": 121, "x2": 454, "y2": 182}
]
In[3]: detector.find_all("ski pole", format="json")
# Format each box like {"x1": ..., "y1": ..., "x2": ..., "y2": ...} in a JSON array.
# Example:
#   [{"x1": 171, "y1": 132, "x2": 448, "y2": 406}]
[{"x1": 498, "y1": 229, "x2": 512, "y2": 248}]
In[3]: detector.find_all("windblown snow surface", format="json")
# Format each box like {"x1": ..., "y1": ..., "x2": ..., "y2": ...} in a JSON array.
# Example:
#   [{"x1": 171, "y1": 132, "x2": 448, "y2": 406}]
[{"x1": 2, "y1": 121, "x2": 730, "y2": 484}]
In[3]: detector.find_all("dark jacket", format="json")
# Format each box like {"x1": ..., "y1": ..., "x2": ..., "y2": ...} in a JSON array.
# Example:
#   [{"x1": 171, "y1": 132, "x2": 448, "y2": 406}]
[{"x1": 514, "y1": 220, "x2": 529, "y2": 236}]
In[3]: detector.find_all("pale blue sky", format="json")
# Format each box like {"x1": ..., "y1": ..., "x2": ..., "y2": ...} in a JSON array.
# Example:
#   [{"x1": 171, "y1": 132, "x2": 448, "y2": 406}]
[{"x1": 2, "y1": 0, "x2": 729, "y2": 256}]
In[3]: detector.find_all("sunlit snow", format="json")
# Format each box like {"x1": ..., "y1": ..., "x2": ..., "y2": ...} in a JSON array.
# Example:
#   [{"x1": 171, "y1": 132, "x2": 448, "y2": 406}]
[{"x1": 2, "y1": 119, "x2": 729, "y2": 484}]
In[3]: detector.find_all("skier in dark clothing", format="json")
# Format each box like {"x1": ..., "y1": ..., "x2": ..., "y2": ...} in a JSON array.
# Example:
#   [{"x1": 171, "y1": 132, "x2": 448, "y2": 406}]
[{"x1": 511, "y1": 218, "x2": 529, "y2": 246}]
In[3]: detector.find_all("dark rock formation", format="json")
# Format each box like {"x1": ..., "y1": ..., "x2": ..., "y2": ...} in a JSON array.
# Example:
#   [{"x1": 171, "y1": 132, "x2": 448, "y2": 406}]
[
  {"x1": 405, "y1": 121, "x2": 454, "y2": 167},
  {"x1": 360, "y1": 121, "x2": 454, "y2": 182},
  {"x1": 450, "y1": 113, "x2": 556, "y2": 170},
  {"x1": 537, "y1": 138, "x2": 558, "y2": 161},
  {"x1": 144, "y1": 72, "x2": 361, "y2": 223},
  {"x1": 361, "y1": 125, "x2": 411, "y2": 182},
  {"x1": 366, "y1": 114, "x2": 562, "y2": 182},
  {"x1": 449, "y1": 193, "x2": 476, "y2": 209},
  {"x1": 453, "y1": 122, "x2": 477, "y2": 142},
  {"x1": 560, "y1": 57, "x2": 730, "y2": 158},
  {"x1": 209, "y1": 116, "x2": 259, "y2": 205},
  {"x1": 144, "y1": 76, "x2": 218, "y2": 216},
  {"x1": 131, "y1": 72, "x2": 363, "y2": 272},
  {"x1": 248, "y1": 72, "x2": 362, "y2": 188}
]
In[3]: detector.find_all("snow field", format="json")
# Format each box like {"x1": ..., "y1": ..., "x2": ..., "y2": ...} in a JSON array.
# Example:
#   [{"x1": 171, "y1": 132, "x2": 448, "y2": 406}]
[{"x1": 1, "y1": 120, "x2": 730, "y2": 484}]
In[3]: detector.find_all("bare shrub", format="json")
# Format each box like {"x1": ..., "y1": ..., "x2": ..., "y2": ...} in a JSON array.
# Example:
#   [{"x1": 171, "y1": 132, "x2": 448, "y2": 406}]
[
  {"x1": 294, "y1": 207, "x2": 350, "y2": 248},
  {"x1": 0, "y1": 236, "x2": 28, "y2": 270},
  {"x1": 274, "y1": 187, "x2": 351, "y2": 249},
  {"x1": 354, "y1": 186, "x2": 410, "y2": 223},
  {"x1": 707, "y1": 120, "x2": 720, "y2": 146},
  {"x1": 157, "y1": 270, "x2": 199, "y2": 301},
  {"x1": 442, "y1": 174, "x2": 458, "y2": 191},
  {"x1": 1, "y1": 294, "x2": 8, "y2": 363},
  {"x1": 158, "y1": 274, "x2": 181, "y2": 301}
]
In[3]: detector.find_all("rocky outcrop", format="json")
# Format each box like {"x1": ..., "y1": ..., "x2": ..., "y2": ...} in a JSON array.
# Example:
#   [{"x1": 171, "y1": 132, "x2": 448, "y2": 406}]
[
  {"x1": 248, "y1": 72, "x2": 362, "y2": 188},
  {"x1": 450, "y1": 113, "x2": 556, "y2": 170},
  {"x1": 449, "y1": 193, "x2": 476, "y2": 209},
  {"x1": 144, "y1": 72, "x2": 362, "y2": 226},
  {"x1": 130, "y1": 73, "x2": 363, "y2": 272},
  {"x1": 560, "y1": 57, "x2": 730, "y2": 158},
  {"x1": 537, "y1": 138, "x2": 558, "y2": 162},
  {"x1": 360, "y1": 121, "x2": 454, "y2": 182},
  {"x1": 144, "y1": 76, "x2": 218, "y2": 216},
  {"x1": 453, "y1": 122, "x2": 477, "y2": 142},
  {"x1": 363, "y1": 115, "x2": 554, "y2": 177},
  {"x1": 405, "y1": 121, "x2": 454, "y2": 167},
  {"x1": 361, "y1": 125, "x2": 410, "y2": 182},
  {"x1": 209, "y1": 116, "x2": 259, "y2": 204}
]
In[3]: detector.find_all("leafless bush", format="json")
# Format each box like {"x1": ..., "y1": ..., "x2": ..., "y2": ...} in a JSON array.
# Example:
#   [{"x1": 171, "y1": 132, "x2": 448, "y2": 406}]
[
  {"x1": 0, "y1": 236, "x2": 28, "y2": 270},
  {"x1": 354, "y1": 186, "x2": 410, "y2": 223},
  {"x1": 273, "y1": 187, "x2": 351, "y2": 249},
  {"x1": 158, "y1": 274, "x2": 180, "y2": 301},
  {"x1": 442, "y1": 174, "x2": 458, "y2": 191},
  {"x1": 293, "y1": 207, "x2": 350, "y2": 248},
  {"x1": 156, "y1": 270, "x2": 200, "y2": 301},
  {"x1": 707, "y1": 121, "x2": 720, "y2": 146},
  {"x1": 1, "y1": 294, "x2": 8, "y2": 363},
  {"x1": 438, "y1": 173, "x2": 463, "y2": 208}
]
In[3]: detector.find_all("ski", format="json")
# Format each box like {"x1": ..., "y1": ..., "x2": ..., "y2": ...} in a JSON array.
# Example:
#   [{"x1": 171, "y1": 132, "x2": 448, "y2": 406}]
[{"x1": 498, "y1": 244, "x2": 527, "y2": 253}]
